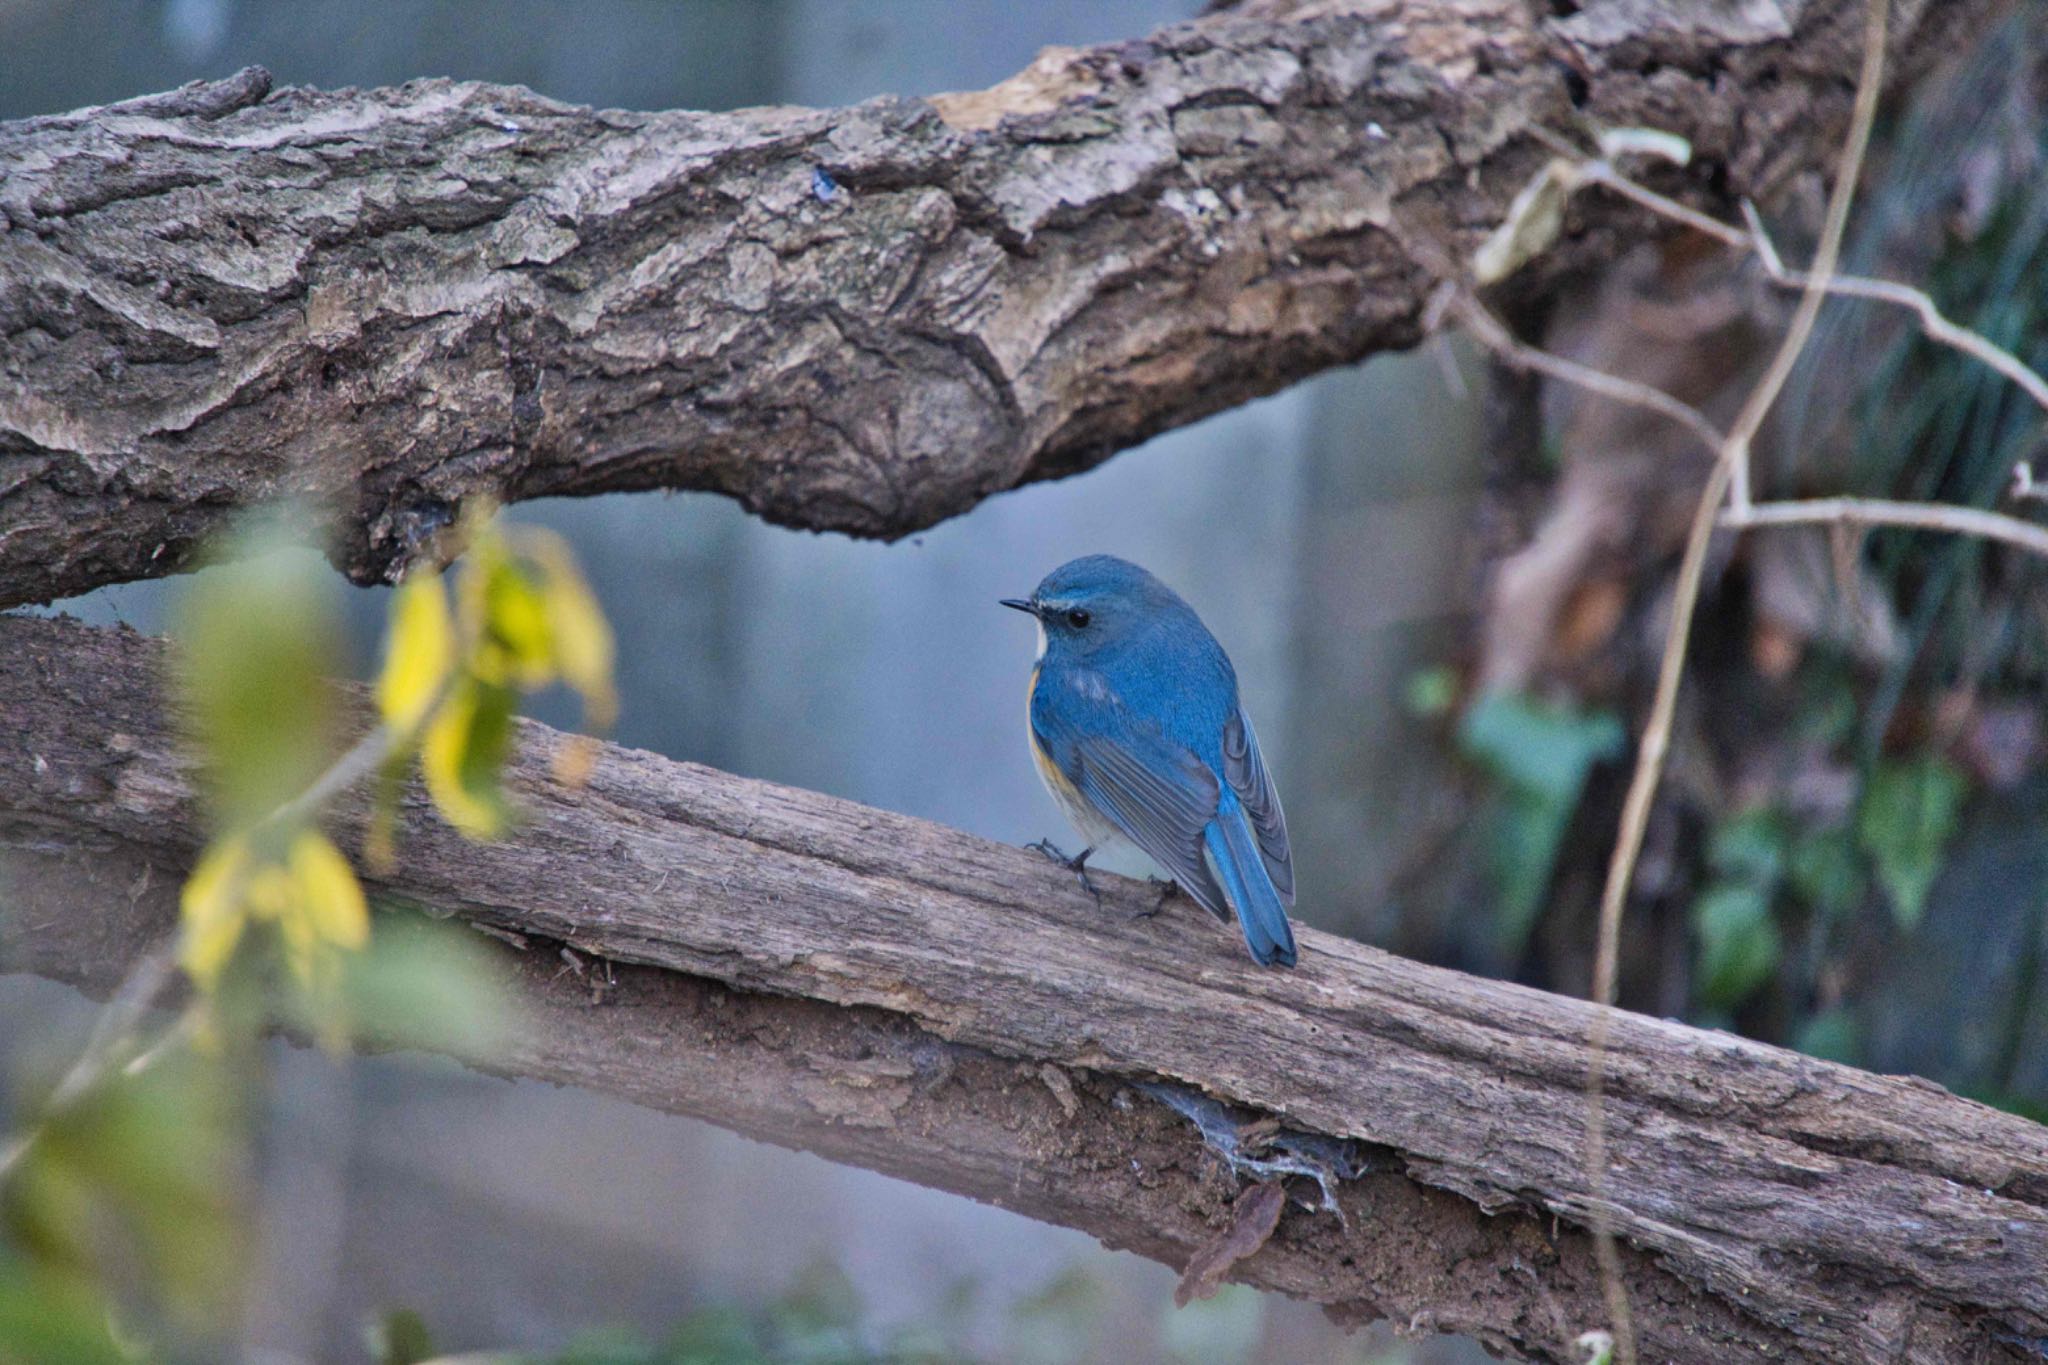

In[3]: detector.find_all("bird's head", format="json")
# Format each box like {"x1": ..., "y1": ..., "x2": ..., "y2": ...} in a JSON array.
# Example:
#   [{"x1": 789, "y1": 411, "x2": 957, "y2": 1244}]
[{"x1": 1000, "y1": 555, "x2": 1182, "y2": 662}]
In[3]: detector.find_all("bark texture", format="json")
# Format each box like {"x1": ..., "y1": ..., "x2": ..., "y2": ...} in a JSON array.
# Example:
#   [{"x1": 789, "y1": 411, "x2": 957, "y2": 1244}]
[
  {"x1": 0, "y1": 0, "x2": 2004, "y2": 608},
  {"x1": 3, "y1": 613, "x2": 2044, "y2": 1364}
]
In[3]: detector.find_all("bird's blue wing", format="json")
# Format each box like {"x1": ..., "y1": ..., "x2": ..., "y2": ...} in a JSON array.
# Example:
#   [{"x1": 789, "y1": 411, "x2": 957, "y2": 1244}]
[
  {"x1": 1031, "y1": 681, "x2": 1230, "y2": 922},
  {"x1": 1221, "y1": 708, "x2": 1294, "y2": 905}
]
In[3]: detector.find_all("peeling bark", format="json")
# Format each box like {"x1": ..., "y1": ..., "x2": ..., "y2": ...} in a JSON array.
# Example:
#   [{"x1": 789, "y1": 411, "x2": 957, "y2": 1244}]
[
  {"x1": 3, "y1": 613, "x2": 2044, "y2": 1363},
  {"x1": 0, "y1": 0, "x2": 2004, "y2": 608}
]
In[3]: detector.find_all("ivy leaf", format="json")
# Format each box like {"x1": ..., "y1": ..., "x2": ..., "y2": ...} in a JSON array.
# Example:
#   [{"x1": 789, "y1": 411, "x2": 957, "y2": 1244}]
[
  {"x1": 1691, "y1": 883, "x2": 1782, "y2": 1009},
  {"x1": 1707, "y1": 808, "x2": 1789, "y2": 889},
  {"x1": 1459, "y1": 693, "x2": 1626, "y2": 804},
  {"x1": 1856, "y1": 757, "x2": 1967, "y2": 930},
  {"x1": 1788, "y1": 827, "x2": 1866, "y2": 923},
  {"x1": 1459, "y1": 692, "x2": 1626, "y2": 952}
]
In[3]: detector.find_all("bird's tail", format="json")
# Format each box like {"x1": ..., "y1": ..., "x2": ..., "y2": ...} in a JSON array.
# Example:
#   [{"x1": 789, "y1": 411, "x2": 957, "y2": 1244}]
[{"x1": 1203, "y1": 796, "x2": 1298, "y2": 968}]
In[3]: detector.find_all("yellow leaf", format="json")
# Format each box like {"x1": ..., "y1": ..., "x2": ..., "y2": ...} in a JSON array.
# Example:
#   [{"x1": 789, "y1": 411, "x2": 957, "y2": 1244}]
[
  {"x1": 179, "y1": 835, "x2": 252, "y2": 993},
  {"x1": 528, "y1": 531, "x2": 617, "y2": 730},
  {"x1": 243, "y1": 862, "x2": 296, "y2": 921},
  {"x1": 289, "y1": 830, "x2": 369, "y2": 950},
  {"x1": 422, "y1": 678, "x2": 518, "y2": 838},
  {"x1": 376, "y1": 570, "x2": 453, "y2": 734},
  {"x1": 486, "y1": 559, "x2": 555, "y2": 688},
  {"x1": 458, "y1": 527, "x2": 553, "y2": 689}
]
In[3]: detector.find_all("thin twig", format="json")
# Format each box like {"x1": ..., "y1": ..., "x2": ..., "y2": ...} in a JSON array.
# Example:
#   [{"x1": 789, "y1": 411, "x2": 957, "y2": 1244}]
[
  {"x1": 1579, "y1": 2, "x2": 1892, "y2": 1358},
  {"x1": 1560, "y1": 133, "x2": 2048, "y2": 422},
  {"x1": 1441, "y1": 285, "x2": 1730, "y2": 453},
  {"x1": 1723, "y1": 497, "x2": 2048, "y2": 557}
]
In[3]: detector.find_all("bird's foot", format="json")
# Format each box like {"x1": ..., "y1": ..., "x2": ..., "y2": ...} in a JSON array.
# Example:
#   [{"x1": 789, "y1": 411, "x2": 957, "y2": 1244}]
[
  {"x1": 1132, "y1": 878, "x2": 1181, "y2": 921},
  {"x1": 1027, "y1": 839, "x2": 1100, "y2": 905}
]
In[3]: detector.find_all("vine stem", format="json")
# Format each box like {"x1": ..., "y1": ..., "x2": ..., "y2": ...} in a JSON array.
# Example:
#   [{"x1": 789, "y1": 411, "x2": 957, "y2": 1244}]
[{"x1": 1579, "y1": 1, "x2": 1892, "y2": 1358}]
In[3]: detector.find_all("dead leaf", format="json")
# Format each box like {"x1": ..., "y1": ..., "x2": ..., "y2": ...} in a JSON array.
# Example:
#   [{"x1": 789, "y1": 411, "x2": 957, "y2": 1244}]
[
  {"x1": 1175, "y1": 1180, "x2": 1286, "y2": 1307},
  {"x1": 1555, "y1": 578, "x2": 1627, "y2": 663},
  {"x1": 1750, "y1": 619, "x2": 1802, "y2": 681}
]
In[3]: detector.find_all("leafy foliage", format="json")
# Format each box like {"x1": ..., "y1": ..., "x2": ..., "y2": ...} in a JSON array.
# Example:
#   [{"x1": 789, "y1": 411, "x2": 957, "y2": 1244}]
[
  {"x1": 1691, "y1": 884, "x2": 1784, "y2": 1010},
  {"x1": 0, "y1": 1050, "x2": 245, "y2": 1361},
  {"x1": 1856, "y1": 757, "x2": 1968, "y2": 930},
  {"x1": 1459, "y1": 692, "x2": 1625, "y2": 952},
  {"x1": 2, "y1": 504, "x2": 611, "y2": 1361}
]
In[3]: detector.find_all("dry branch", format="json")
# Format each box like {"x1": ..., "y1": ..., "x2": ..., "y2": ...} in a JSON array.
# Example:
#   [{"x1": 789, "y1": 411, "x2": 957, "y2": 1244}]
[
  {"x1": 0, "y1": 0, "x2": 2005, "y2": 608},
  {"x1": 3, "y1": 613, "x2": 2045, "y2": 1363}
]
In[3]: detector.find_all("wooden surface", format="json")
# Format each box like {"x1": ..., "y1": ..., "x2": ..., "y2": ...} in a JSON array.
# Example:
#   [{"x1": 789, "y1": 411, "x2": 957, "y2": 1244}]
[
  {"x1": 0, "y1": 0, "x2": 2004, "y2": 607},
  {"x1": 4, "y1": 612, "x2": 2044, "y2": 1362}
]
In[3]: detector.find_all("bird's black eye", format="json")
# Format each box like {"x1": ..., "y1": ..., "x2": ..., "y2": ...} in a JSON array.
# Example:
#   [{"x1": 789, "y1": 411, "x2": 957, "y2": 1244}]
[{"x1": 1066, "y1": 608, "x2": 1091, "y2": 629}]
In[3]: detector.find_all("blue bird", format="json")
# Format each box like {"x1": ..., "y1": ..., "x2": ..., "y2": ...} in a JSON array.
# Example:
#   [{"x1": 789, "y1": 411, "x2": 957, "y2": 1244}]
[{"x1": 1001, "y1": 555, "x2": 1298, "y2": 967}]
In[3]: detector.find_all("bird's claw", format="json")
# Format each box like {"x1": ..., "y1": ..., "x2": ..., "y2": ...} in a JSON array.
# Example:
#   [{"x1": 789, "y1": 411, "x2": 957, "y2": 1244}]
[
  {"x1": 1028, "y1": 839, "x2": 1101, "y2": 906},
  {"x1": 1132, "y1": 877, "x2": 1180, "y2": 921}
]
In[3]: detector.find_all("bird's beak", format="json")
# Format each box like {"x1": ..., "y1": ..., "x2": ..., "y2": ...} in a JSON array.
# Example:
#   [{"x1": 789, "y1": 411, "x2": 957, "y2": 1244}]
[{"x1": 999, "y1": 597, "x2": 1038, "y2": 616}]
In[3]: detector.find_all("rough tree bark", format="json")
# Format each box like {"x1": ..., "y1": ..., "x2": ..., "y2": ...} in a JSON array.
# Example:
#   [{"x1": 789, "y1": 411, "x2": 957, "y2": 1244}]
[
  {"x1": 0, "y1": 0, "x2": 2006, "y2": 609},
  {"x1": 3, "y1": 614, "x2": 2044, "y2": 1364}
]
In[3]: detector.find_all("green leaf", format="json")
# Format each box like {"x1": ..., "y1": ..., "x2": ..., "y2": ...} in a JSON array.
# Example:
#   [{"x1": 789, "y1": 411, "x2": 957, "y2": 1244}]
[
  {"x1": 0, "y1": 1253, "x2": 131, "y2": 1365},
  {"x1": 1691, "y1": 883, "x2": 1782, "y2": 1009},
  {"x1": 321, "y1": 913, "x2": 510, "y2": 1057},
  {"x1": 1460, "y1": 693, "x2": 1626, "y2": 951},
  {"x1": 365, "y1": 1307, "x2": 437, "y2": 1365},
  {"x1": 1856, "y1": 757, "x2": 1968, "y2": 930},
  {"x1": 1793, "y1": 1008, "x2": 1859, "y2": 1064},
  {"x1": 1787, "y1": 827, "x2": 1867, "y2": 923},
  {"x1": 1707, "y1": 809, "x2": 1789, "y2": 889},
  {"x1": 1459, "y1": 693, "x2": 1626, "y2": 804},
  {"x1": 172, "y1": 514, "x2": 341, "y2": 827},
  {"x1": 1486, "y1": 793, "x2": 1575, "y2": 954},
  {"x1": 3, "y1": 1048, "x2": 246, "y2": 1338}
]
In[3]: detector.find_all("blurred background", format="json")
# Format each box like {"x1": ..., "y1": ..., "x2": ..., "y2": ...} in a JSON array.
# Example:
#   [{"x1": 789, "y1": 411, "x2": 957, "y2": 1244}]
[
  {"x1": 0, "y1": 2, "x2": 1482, "y2": 1361},
  {"x1": 3, "y1": 1, "x2": 2045, "y2": 1362}
]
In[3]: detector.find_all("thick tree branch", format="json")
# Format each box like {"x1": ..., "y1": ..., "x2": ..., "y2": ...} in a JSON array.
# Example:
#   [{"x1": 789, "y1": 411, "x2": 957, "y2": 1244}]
[
  {"x1": 0, "y1": 0, "x2": 2004, "y2": 608},
  {"x1": 3, "y1": 614, "x2": 2044, "y2": 1363}
]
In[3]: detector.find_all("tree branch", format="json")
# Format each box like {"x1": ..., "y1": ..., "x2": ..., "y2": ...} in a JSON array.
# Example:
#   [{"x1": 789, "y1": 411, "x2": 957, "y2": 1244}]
[
  {"x1": 0, "y1": 0, "x2": 2004, "y2": 608},
  {"x1": 3, "y1": 613, "x2": 2044, "y2": 1363}
]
